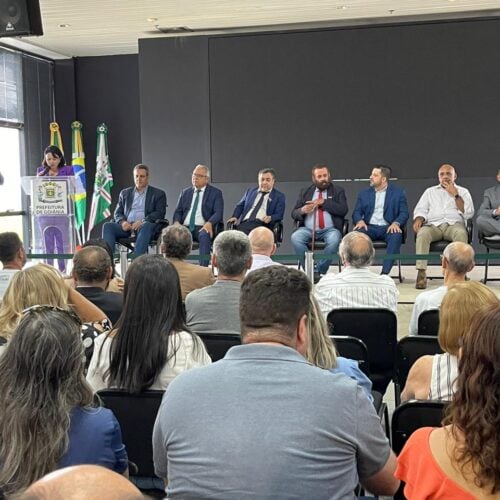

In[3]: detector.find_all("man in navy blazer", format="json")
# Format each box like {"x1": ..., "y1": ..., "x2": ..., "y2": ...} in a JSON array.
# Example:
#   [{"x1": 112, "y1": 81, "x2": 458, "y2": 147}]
[
  {"x1": 173, "y1": 164, "x2": 224, "y2": 266},
  {"x1": 102, "y1": 164, "x2": 167, "y2": 256},
  {"x1": 227, "y1": 168, "x2": 285, "y2": 234},
  {"x1": 352, "y1": 165, "x2": 409, "y2": 274}
]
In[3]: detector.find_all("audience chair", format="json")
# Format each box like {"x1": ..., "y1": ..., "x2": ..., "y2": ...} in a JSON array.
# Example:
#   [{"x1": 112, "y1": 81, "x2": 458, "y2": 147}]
[
  {"x1": 330, "y1": 335, "x2": 370, "y2": 376},
  {"x1": 118, "y1": 218, "x2": 169, "y2": 276},
  {"x1": 97, "y1": 389, "x2": 164, "y2": 480},
  {"x1": 197, "y1": 332, "x2": 241, "y2": 361},
  {"x1": 479, "y1": 230, "x2": 500, "y2": 284},
  {"x1": 394, "y1": 335, "x2": 442, "y2": 405},
  {"x1": 417, "y1": 309, "x2": 439, "y2": 336},
  {"x1": 372, "y1": 224, "x2": 407, "y2": 283},
  {"x1": 226, "y1": 220, "x2": 284, "y2": 246},
  {"x1": 327, "y1": 308, "x2": 397, "y2": 395}
]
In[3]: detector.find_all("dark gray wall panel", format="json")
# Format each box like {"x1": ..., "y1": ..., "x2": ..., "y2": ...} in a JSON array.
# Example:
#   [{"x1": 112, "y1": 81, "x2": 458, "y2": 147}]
[{"x1": 54, "y1": 58, "x2": 76, "y2": 152}]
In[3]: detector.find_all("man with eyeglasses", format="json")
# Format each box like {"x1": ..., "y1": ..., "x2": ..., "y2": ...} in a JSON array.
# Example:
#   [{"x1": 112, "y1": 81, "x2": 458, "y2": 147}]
[{"x1": 173, "y1": 164, "x2": 224, "y2": 266}]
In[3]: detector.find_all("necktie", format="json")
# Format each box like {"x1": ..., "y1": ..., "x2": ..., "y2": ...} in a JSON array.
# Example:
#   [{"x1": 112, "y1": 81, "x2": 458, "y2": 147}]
[
  {"x1": 189, "y1": 189, "x2": 201, "y2": 232},
  {"x1": 248, "y1": 192, "x2": 266, "y2": 221},
  {"x1": 318, "y1": 191, "x2": 325, "y2": 229}
]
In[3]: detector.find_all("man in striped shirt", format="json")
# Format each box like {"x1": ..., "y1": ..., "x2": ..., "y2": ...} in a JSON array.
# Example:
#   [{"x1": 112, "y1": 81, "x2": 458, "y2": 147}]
[{"x1": 315, "y1": 232, "x2": 398, "y2": 318}]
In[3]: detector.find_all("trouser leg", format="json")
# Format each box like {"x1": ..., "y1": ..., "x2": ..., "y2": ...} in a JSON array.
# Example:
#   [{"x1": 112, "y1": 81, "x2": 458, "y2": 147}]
[
  {"x1": 415, "y1": 225, "x2": 443, "y2": 270},
  {"x1": 476, "y1": 215, "x2": 500, "y2": 237},
  {"x1": 317, "y1": 227, "x2": 341, "y2": 275},
  {"x1": 291, "y1": 227, "x2": 312, "y2": 268}
]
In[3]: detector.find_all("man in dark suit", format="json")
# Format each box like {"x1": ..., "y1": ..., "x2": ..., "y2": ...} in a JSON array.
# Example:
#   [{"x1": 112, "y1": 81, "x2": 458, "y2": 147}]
[
  {"x1": 173, "y1": 164, "x2": 224, "y2": 266},
  {"x1": 352, "y1": 165, "x2": 409, "y2": 274},
  {"x1": 72, "y1": 245, "x2": 123, "y2": 325},
  {"x1": 227, "y1": 168, "x2": 285, "y2": 234},
  {"x1": 476, "y1": 168, "x2": 500, "y2": 237},
  {"x1": 102, "y1": 164, "x2": 167, "y2": 255},
  {"x1": 291, "y1": 164, "x2": 348, "y2": 276}
]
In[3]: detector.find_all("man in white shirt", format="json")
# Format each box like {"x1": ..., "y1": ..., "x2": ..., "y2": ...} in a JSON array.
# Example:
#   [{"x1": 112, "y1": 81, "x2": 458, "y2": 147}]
[
  {"x1": 408, "y1": 241, "x2": 475, "y2": 335},
  {"x1": 0, "y1": 232, "x2": 26, "y2": 300},
  {"x1": 413, "y1": 164, "x2": 474, "y2": 289},
  {"x1": 315, "y1": 231, "x2": 398, "y2": 318},
  {"x1": 247, "y1": 226, "x2": 281, "y2": 273}
]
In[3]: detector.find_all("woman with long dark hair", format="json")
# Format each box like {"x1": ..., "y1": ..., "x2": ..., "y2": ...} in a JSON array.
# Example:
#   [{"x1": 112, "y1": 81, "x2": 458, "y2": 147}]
[
  {"x1": 0, "y1": 307, "x2": 127, "y2": 496},
  {"x1": 87, "y1": 254, "x2": 211, "y2": 393},
  {"x1": 396, "y1": 303, "x2": 500, "y2": 498}
]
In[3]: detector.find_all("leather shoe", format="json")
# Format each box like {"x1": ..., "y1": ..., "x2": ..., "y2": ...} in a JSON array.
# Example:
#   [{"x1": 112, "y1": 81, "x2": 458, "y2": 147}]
[
  {"x1": 416, "y1": 270, "x2": 427, "y2": 289},
  {"x1": 313, "y1": 271, "x2": 322, "y2": 284}
]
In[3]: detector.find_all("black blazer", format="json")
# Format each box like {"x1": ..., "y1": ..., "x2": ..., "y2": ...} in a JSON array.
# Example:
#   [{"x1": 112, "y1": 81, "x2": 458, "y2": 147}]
[
  {"x1": 291, "y1": 183, "x2": 348, "y2": 232},
  {"x1": 76, "y1": 287, "x2": 123, "y2": 326}
]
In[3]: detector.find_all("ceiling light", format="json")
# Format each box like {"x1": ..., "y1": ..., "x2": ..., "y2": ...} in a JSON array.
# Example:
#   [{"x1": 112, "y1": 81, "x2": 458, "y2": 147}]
[
  {"x1": 58, "y1": 24, "x2": 70, "y2": 28},
  {"x1": 147, "y1": 17, "x2": 158, "y2": 23}
]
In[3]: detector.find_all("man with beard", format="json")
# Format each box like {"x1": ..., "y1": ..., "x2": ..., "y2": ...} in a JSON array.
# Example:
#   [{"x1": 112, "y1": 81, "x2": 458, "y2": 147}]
[
  {"x1": 291, "y1": 164, "x2": 348, "y2": 279},
  {"x1": 352, "y1": 165, "x2": 409, "y2": 275},
  {"x1": 476, "y1": 168, "x2": 500, "y2": 237}
]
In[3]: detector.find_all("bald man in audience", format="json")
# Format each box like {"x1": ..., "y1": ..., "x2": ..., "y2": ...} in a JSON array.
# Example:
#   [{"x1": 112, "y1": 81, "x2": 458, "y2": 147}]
[
  {"x1": 247, "y1": 226, "x2": 281, "y2": 273},
  {"x1": 0, "y1": 232, "x2": 26, "y2": 299},
  {"x1": 409, "y1": 241, "x2": 475, "y2": 335},
  {"x1": 20, "y1": 465, "x2": 143, "y2": 500}
]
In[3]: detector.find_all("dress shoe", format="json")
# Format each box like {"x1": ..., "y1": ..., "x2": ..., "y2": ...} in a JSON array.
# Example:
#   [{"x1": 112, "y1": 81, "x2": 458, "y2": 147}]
[
  {"x1": 313, "y1": 271, "x2": 322, "y2": 284},
  {"x1": 415, "y1": 270, "x2": 427, "y2": 289}
]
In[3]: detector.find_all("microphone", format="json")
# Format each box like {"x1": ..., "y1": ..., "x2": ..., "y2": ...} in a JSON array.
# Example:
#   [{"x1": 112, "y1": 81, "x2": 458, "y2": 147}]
[{"x1": 38, "y1": 166, "x2": 49, "y2": 176}]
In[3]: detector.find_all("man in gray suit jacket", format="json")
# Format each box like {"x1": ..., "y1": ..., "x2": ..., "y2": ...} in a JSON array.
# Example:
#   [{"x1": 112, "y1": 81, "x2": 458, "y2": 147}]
[{"x1": 477, "y1": 169, "x2": 500, "y2": 237}]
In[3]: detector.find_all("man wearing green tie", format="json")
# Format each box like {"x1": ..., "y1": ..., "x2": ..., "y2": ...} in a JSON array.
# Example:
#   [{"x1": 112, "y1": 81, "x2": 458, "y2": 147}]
[{"x1": 173, "y1": 164, "x2": 224, "y2": 266}]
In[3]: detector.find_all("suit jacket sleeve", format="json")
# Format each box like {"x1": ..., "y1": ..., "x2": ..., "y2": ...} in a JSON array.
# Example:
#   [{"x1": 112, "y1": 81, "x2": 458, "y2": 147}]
[
  {"x1": 478, "y1": 188, "x2": 497, "y2": 217},
  {"x1": 394, "y1": 189, "x2": 409, "y2": 226},
  {"x1": 113, "y1": 189, "x2": 127, "y2": 223},
  {"x1": 173, "y1": 190, "x2": 185, "y2": 223},
  {"x1": 352, "y1": 192, "x2": 365, "y2": 224},
  {"x1": 145, "y1": 188, "x2": 167, "y2": 222},
  {"x1": 323, "y1": 187, "x2": 348, "y2": 218},
  {"x1": 207, "y1": 187, "x2": 224, "y2": 225},
  {"x1": 270, "y1": 191, "x2": 286, "y2": 223},
  {"x1": 232, "y1": 189, "x2": 250, "y2": 219},
  {"x1": 291, "y1": 189, "x2": 307, "y2": 222}
]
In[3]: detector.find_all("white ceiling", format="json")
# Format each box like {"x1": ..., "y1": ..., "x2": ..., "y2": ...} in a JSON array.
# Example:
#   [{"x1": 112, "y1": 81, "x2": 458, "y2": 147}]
[{"x1": 3, "y1": 0, "x2": 500, "y2": 58}]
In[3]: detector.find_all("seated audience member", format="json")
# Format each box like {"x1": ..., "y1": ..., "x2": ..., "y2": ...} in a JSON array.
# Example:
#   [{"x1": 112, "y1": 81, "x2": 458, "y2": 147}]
[
  {"x1": 307, "y1": 293, "x2": 373, "y2": 402},
  {"x1": 82, "y1": 238, "x2": 124, "y2": 292},
  {"x1": 87, "y1": 255, "x2": 210, "y2": 393},
  {"x1": 315, "y1": 231, "x2": 399, "y2": 317},
  {"x1": 227, "y1": 168, "x2": 285, "y2": 234},
  {"x1": 247, "y1": 226, "x2": 281, "y2": 273},
  {"x1": 409, "y1": 241, "x2": 475, "y2": 335},
  {"x1": 72, "y1": 246, "x2": 123, "y2": 325},
  {"x1": 21, "y1": 465, "x2": 143, "y2": 500},
  {"x1": 401, "y1": 281, "x2": 498, "y2": 402},
  {"x1": 0, "y1": 308, "x2": 128, "y2": 496},
  {"x1": 0, "y1": 231, "x2": 26, "y2": 299},
  {"x1": 0, "y1": 264, "x2": 110, "y2": 363},
  {"x1": 160, "y1": 224, "x2": 215, "y2": 300},
  {"x1": 396, "y1": 303, "x2": 500, "y2": 499},
  {"x1": 476, "y1": 168, "x2": 500, "y2": 237},
  {"x1": 185, "y1": 230, "x2": 252, "y2": 335},
  {"x1": 153, "y1": 266, "x2": 399, "y2": 499}
]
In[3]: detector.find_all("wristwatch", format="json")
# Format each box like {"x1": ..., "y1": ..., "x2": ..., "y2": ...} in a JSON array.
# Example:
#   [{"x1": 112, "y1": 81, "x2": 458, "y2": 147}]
[{"x1": 454, "y1": 194, "x2": 461, "y2": 199}]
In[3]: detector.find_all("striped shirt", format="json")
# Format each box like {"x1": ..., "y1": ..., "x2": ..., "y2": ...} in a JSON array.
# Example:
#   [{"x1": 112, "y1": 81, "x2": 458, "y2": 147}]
[
  {"x1": 428, "y1": 353, "x2": 458, "y2": 401},
  {"x1": 314, "y1": 267, "x2": 399, "y2": 317}
]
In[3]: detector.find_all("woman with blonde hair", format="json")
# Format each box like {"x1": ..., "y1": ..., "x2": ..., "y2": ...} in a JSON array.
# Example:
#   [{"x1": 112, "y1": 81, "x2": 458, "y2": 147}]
[
  {"x1": 396, "y1": 303, "x2": 500, "y2": 498},
  {"x1": 306, "y1": 294, "x2": 373, "y2": 401},
  {"x1": 401, "y1": 281, "x2": 498, "y2": 401}
]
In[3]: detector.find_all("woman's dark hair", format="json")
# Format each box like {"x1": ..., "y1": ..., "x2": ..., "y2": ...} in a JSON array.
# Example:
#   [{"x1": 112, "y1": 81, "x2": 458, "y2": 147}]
[
  {"x1": 82, "y1": 237, "x2": 116, "y2": 278},
  {"x1": 444, "y1": 303, "x2": 500, "y2": 494},
  {"x1": 42, "y1": 145, "x2": 66, "y2": 168},
  {"x1": 105, "y1": 254, "x2": 194, "y2": 393},
  {"x1": 0, "y1": 307, "x2": 95, "y2": 495}
]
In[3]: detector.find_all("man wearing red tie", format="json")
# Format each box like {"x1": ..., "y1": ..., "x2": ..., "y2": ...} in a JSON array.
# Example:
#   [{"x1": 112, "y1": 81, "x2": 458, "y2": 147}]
[{"x1": 291, "y1": 164, "x2": 348, "y2": 279}]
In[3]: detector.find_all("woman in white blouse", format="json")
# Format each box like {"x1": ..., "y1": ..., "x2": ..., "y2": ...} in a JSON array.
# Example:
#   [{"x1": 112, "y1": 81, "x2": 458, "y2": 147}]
[{"x1": 87, "y1": 255, "x2": 211, "y2": 392}]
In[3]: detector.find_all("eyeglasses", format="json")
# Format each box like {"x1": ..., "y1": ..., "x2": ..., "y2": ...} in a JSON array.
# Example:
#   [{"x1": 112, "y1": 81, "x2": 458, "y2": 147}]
[
  {"x1": 21, "y1": 304, "x2": 82, "y2": 325},
  {"x1": 192, "y1": 173, "x2": 208, "y2": 178}
]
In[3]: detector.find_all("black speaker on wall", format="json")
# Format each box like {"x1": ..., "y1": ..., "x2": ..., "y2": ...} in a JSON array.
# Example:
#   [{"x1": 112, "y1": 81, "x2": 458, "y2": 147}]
[{"x1": 0, "y1": 0, "x2": 43, "y2": 37}]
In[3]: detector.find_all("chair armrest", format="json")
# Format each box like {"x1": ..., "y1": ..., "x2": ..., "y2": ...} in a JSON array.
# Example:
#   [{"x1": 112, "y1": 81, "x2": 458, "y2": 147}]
[
  {"x1": 273, "y1": 221, "x2": 283, "y2": 244},
  {"x1": 342, "y1": 219, "x2": 349, "y2": 236},
  {"x1": 226, "y1": 221, "x2": 236, "y2": 230},
  {"x1": 466, "y1": 219, "x2": 473, "y2": 243}
]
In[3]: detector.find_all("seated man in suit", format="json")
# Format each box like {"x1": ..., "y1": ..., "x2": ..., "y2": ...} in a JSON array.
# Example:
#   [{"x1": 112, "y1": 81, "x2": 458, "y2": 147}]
[
  {"x1": 352, "y1": 165, "x2": 409, "y2": 274},
  {"x1": 227, "y1": 168, "x2": 285, "y2": 234},
  {"x1": 476, "y1": 168, "x2": 500, "y2": 237},
  {"x1": 291, "y1": 164, "x2": 348, "y2": 277},
  {"x1": 173, "y1": 164, "x2": 224, "y2": 266},
  {"x1": 102, "y1": 164, "x2": 167, "y2": 256}
]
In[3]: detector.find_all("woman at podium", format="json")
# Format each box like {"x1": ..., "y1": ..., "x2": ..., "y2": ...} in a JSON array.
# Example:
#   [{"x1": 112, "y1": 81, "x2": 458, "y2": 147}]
[{"x1": 36, "y1": 145, "x2": 74, "y2": 272}]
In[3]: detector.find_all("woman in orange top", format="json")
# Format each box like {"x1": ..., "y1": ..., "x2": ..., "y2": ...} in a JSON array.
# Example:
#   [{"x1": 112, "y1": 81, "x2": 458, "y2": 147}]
[{"x1": 396, "y1": 303, "x2": 500, "y2": 499}]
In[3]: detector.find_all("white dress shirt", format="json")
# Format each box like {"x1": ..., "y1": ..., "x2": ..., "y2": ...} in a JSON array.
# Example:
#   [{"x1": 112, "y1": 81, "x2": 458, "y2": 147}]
[
  {"x1": 408, "y1": 285, "x2": 447, "y2": 335},
  {"x1": 243, "y1": 191, "x2": 270, "y2": 221},
  {"x1": 246, "y1": 254, "x2": 281, "y2": 274},
  {"x1": 183, "y1": 186, "x2": 206, "y2": 227},
  {"x1": 369, "y1": 189, "x2": 388, "y2": 226}
]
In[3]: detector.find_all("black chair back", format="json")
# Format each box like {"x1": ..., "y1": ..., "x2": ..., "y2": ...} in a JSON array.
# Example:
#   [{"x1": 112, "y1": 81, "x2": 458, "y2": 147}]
[
  {"x1": 395, "y1": 335, "x2": 442, "y2": 405},
  {"x1": 391, "y1": 400, "x2": 448, "y2": 455},
  {"x1": 327, "y1": 308, "x2": 397, "y2": 394},
  {"x1": 417, "y1": 309, "x2": 439, "y2": 336},
  {"x1": 97, "y1": 389, "x2": 164, "y2": 477},
  {"x1": 198, "y1": 333, "x2": 241, "y2": 361},
  {"x1": 330, "y1": 335, "x2": 370, "y2": 376}
]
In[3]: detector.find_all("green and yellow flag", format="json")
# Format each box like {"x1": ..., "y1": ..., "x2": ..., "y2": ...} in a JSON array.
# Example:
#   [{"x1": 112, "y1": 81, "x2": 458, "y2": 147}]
[
  {"x1": 71, "y1": 121, "x2": 87, "y2": 232},
  {"x1": 49, "y1": 122, "x2": 64, "y2": 153}
]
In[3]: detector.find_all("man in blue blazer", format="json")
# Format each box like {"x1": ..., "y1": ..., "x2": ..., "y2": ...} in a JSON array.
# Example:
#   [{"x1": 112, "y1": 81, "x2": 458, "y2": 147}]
[
  {"x1": 227, "y1": 168, "x2": 285, "y2": 234},
  {"x1": 102, "y1": 164, "x2": 167, "y2": 256},
  {"x1": 352, "y1": 165, "x2": 409, "y2": 274},
  {"x1": 173, "y1": 164, "x2": 224, "y2": 266}
]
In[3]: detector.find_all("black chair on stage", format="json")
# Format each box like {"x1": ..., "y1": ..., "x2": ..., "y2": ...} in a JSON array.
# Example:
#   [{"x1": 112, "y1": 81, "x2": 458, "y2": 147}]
[
  {"x1": 97, "y1": 389, "x2": 164, "y2": 484},
  {"x1": 479, "y1": 230, "x2": 500, "y2": 284},
  {"x1": 197, "y1": 333, "x2": 241, "y2": 361},
  {"x1": 327, "y1": 308, "x2": 397, "y2": 395},
  {"x1": 372, "y1": 224, "x2": 407, "y2": 283},
  {"x1": 226, "y1": 220, "x2": 284, "y2": 246},
  {"x1": 394, "y1": 335, "x2": 442, "y2": 405},
  {"x1": 417, "y1": 309, "x2": 440, "y2": 336}
]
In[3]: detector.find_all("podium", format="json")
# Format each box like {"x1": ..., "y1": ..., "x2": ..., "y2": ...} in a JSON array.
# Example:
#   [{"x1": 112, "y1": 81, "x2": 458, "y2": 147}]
[{"x1": 21, "y1": 176, "x2": 76, "y2": 272}]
